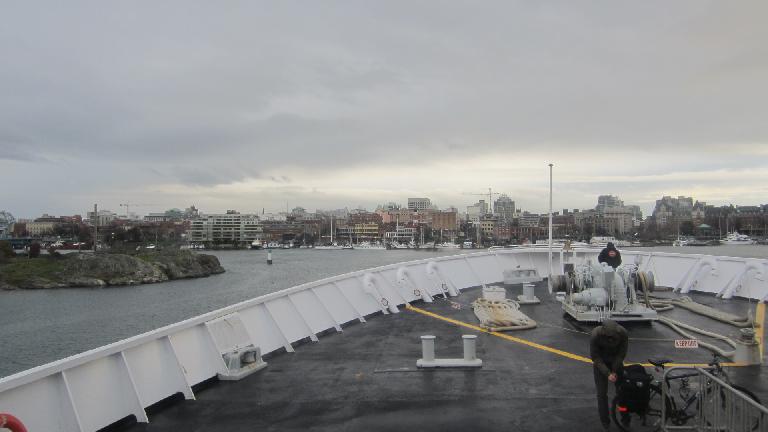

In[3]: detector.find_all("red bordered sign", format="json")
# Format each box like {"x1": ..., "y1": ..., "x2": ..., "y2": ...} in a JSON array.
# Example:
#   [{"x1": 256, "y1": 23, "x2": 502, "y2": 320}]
[{"x1": 674, "y1": 339, "x2": 699, "y2": 349}]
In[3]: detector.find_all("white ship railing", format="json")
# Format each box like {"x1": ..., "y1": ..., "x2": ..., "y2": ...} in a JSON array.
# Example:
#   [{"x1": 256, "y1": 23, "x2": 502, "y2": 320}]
[{"x1": 0, "y1": 248, "x2": 766, "y2": 431}]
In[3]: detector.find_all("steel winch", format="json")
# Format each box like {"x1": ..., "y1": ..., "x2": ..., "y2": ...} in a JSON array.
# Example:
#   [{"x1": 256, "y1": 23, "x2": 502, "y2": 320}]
[{"x1": 556, "y1": 261, "x2": 659, "y2": 323}]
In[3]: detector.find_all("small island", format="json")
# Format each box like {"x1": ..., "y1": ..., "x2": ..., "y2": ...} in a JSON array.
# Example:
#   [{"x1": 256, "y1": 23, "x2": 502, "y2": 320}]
[{"x1": 0, "y1": 248, "x2": 225, "y2": 290}]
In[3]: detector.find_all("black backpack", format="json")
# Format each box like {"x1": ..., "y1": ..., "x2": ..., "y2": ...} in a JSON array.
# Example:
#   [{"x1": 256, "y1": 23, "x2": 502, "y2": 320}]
[{"x1": 616, "y1": 364, "x2": 653, "y2": 414}]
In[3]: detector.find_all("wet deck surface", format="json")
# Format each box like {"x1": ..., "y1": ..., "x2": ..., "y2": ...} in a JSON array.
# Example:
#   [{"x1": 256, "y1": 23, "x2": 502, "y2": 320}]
[{"x1": 119, "y1": 282, "x2": 766, "y2": 432}]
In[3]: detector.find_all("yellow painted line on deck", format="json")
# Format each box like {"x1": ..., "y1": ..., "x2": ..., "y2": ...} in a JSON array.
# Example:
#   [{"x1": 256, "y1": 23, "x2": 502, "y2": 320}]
[
  {"x1": 405, "y1": 304, "x2": 747, "y2": 368},
  {"x1": 756, "y1": 302, "x2": 765, "y2": 361}
]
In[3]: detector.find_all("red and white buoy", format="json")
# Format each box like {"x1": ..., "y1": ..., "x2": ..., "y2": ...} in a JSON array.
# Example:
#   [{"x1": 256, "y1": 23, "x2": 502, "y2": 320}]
[{"x1": 0, "y1": 414, "x2": 28, "y2": 432}]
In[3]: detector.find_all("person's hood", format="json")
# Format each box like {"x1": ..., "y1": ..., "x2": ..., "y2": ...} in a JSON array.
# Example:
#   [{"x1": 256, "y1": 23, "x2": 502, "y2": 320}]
[
  {"x1": 599, "y1": 320, "x2": 623, "y2": 346},
  {"x1": 606, "y1": 242, "x2": 616, "y2": 250}
]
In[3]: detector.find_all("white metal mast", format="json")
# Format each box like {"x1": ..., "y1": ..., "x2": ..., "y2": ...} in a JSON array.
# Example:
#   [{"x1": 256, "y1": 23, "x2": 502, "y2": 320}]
[{"x1": 548, "y1": 163, "x2": 553, "y2": 294}]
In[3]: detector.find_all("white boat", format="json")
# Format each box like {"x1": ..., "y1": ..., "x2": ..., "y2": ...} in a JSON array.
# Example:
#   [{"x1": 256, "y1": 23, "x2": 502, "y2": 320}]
[
  {"x1": 314, "y1": 242, "x2": 345, "y2": 250},
  {"x1": 722, "y1": 232, "x2": 756, "y2": 245},
  {"x1": 389, "y1": 242, "x2": 411, "y2": 249},
  {"x1": 265, "y1": 241, "x2": 281, "y2": 249},
  {"x1": 250, "y1": 241, "x2": 263, "y2": 250},
  {"x1": 435, "y1": 242, "x2": 460, "y2": 249},
  {"x1": 354, "y1": 242, "x2": 386, "y2": 250},
  {"x1": 589, "y1": 236, "x2": 630, "y2": 248}
]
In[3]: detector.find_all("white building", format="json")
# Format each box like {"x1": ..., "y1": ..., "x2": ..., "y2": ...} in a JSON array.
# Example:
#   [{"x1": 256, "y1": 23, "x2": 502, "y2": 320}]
[
  {"x1": 87, "y1": 210, "x2": 118, "y2": 227},
  {"x1": 408, "y1": 198, "x2": 432, "y2": 211},
  {"x1": 188, "y1": 213, "x2": 264, "y2": 245},
  {"x1": 384, "y1": 227, "x2": 416, "y2": 242},
  {"x1": 466, "y1": 200, "x2": 488, "y2": 223}
]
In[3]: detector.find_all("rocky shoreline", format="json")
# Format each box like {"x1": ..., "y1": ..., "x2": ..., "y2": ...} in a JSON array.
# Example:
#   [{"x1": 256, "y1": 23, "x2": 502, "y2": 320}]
[{"x1": 0, "y1": 250, "x2": 225, "y2": 290}]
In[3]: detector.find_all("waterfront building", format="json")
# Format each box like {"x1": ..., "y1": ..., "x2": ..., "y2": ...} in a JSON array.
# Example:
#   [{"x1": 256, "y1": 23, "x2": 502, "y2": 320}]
[
  {"x1": 260, "y1": 217, "x2": 307, "y2": 243},
  {"x1": 353, "y1": 223, "x2": 382, "y2": 242},
  {"x1": 653, "y1": 196, "x2": 694, "y2": 227},
  {"x1": 384, "y1": 226, "x2": 416, "y2": 242},
  {"x1": 187, "y1": 213, "x2": 263, "y2": 246}
]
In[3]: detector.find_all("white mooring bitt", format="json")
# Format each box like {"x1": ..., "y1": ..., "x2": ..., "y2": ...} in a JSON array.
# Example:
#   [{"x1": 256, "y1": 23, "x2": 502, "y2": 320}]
[
  {"x1": 417, "y1": 335, "x2": 482, "y2": 368},
  {"x1": 517, "y1": 283, "x2": 541, "y2": 304}
]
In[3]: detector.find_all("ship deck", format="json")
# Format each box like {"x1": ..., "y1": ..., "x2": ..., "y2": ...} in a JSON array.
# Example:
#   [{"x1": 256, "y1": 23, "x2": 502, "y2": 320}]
[{"x1": 118, "y1": 282, "x2": 767, "y2": 432}]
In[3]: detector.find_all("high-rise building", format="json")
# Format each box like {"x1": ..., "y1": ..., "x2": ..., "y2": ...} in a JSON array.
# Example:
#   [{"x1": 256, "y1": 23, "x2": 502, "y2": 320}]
[
  {"x1": 408, "y1": 198, "x2": 432, "y2": 211},
  {"x1": 494, "y1": 195, "x2": 515, "y2": 221},
  {"x1": 596, "y1": 195, "x2": 624, "y2": 212}
]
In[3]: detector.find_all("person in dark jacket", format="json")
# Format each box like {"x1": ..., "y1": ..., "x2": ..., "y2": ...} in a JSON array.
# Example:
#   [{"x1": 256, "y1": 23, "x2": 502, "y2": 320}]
[
  {"x1": 591, "y1": 319, "x2": 629, "y2": 429},
  {"x1": 598, "y1": 242, "x2": 622, "y2": 268}
]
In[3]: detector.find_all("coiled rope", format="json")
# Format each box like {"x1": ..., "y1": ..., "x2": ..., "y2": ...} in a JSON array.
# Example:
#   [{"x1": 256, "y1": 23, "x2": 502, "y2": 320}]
[{"x1": 471, "y1": 298, "x2": 537, "y2": 332}]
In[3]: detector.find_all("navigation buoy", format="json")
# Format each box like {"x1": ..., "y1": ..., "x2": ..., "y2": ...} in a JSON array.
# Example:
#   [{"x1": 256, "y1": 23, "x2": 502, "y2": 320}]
[
  {"x1": 267, "y1": 250, "x2": 273, "y2": 265},
  {"x1": 0, "y1": 414, "x2": 28, "y2": 432}
]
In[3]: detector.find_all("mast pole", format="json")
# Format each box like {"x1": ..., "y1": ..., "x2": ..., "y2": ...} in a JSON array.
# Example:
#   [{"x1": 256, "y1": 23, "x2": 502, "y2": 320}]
[
  {"x1": 548, "y1": 163, "x2": 553, "y2": 294},
  {"x1": 93, "y1": 203, "x2": 98, "y2": 252}
]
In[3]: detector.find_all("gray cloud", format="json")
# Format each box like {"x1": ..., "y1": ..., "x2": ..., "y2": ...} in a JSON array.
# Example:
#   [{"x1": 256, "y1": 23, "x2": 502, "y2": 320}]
[{"x1": 1, "y1": 1, "x2": 767, "y2": 216}]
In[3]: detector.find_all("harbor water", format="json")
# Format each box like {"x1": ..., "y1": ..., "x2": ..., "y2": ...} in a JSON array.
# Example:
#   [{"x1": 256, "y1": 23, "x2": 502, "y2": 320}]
[
  {"x1": 0, "y1": 249, "x2": 463, "y2": 378},
  {"x1": 1, "y1": 246, "x2": 766, "y2": 379}
]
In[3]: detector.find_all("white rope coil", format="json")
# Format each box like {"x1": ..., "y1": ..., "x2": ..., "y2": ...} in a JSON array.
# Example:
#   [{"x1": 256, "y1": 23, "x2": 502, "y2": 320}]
[{"x1": 471, "y1": 298, "x2": 537, "y2": 331}]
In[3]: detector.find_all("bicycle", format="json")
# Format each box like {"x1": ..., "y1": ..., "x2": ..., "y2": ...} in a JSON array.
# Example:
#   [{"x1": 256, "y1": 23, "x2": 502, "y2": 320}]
[{"x1": 611, "y1": 354, "x2": 762, "y2": 431}]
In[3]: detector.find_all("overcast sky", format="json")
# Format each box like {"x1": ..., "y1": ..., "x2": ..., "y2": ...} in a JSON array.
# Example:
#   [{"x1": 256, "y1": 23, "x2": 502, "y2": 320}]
[{"x1": 1, "y1": 1, "x2": 767, "y2": 219}]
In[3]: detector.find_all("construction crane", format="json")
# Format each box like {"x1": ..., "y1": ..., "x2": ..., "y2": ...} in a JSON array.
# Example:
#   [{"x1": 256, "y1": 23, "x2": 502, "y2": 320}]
[
  {"x1": 462, "y1": 188, "x2": 503, "y2": 248},
  {"x1": 119, "y1": 202, "x2": 152, "y2": 219},
  {"x1": 462, "y1": 188, "x2": 501, "y2": 215}
]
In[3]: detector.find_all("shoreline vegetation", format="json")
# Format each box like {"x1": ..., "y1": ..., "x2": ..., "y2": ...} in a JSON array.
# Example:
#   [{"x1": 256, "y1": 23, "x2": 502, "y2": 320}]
[{"x1": 0, "y1": 249, "x2": 225, "y2": 290}]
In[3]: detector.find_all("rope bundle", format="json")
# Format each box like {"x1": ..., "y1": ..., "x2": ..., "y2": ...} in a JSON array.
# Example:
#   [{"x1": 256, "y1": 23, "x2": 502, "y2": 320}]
[{"x1": 471, "y1": 298, "x2": 537, "y2": 332}]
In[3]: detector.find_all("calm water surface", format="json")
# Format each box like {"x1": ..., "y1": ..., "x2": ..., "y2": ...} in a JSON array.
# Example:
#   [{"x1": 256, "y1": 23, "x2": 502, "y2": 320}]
[{"x1": 1, "y1": 246, "x2": 766, "y2": 378}]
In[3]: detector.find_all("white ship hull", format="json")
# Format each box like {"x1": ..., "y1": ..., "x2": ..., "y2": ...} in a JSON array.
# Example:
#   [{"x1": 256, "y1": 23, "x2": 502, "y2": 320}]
[{"x1": 2, "y1": 248, "x2": 767, "y2": 431}]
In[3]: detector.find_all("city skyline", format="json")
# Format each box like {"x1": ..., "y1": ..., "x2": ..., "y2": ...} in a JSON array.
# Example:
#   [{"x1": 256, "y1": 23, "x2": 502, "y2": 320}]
[
  {"x1": 6, "y1": 191, "x2": 766, "y2": 223},
  {"x1": 2, "y1": 2, "x2": 767, "y2": 218}
]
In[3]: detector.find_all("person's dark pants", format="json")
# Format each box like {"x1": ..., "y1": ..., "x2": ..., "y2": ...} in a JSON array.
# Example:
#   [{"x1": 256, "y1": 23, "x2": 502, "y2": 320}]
[
  {"x1": 594, "y1": 366, "x2": 612, "y2": 426},
  {"x1": 594, "y1": 366, "x2": 629, "y2": 427}
]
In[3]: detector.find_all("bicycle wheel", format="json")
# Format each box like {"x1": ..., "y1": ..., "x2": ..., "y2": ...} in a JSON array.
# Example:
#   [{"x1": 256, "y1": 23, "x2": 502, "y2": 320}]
[
  {"x1": 611, "y1": 396, "x2": 633, "y2": 432},
  {"x1": 703, "y1": 383, "x2": 763, "y2": 431}
]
